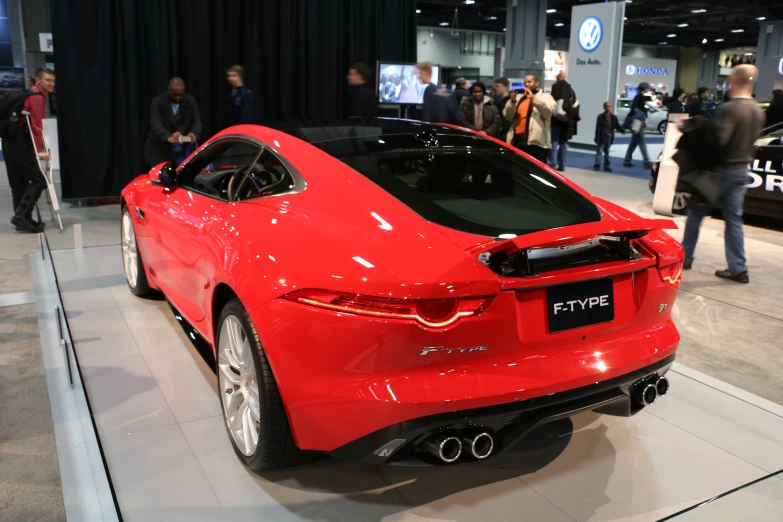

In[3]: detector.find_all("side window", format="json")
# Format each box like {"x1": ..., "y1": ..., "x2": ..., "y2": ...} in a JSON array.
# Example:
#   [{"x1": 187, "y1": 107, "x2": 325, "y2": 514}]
[
  {"x1": 617, "y1": 100, "x2": 630, "y2": 109},
  {"x1": 235, "y1": 150, "x2": 296, "y2": 201},
  {"x1": 178, "y1": 140, "x2": 260, "y2": 200}
]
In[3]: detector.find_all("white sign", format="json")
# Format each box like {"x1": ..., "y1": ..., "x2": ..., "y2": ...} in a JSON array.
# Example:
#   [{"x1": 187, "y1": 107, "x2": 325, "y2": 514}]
[
  {"x1": 578, "y1": 16, "x2": 603, "y2": 53},
  {"x1": 568, "y1": 2, "x2": 625, "y2": 146},
  {"x1": 39, "y1": 33, "x2": 53, "y2": 53}
]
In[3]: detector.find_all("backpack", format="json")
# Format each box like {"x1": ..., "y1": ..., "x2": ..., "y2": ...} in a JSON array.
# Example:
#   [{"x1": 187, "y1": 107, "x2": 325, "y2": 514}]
[{"x1": 0, "y1": 90, "x2": 43, "y2": 140}]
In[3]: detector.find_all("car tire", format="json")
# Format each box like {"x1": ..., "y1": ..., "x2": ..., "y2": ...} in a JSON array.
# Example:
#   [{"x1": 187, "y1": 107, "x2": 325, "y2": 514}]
[
  {"x1": 658, "y1": 121, "x2": 667, "y2": 134},
  {"x1": 216, "y1": 298, "x2": 299, "y2": 472},
  {"x1": 121, "y1": 207, "x2": 153, "y2": 297}
]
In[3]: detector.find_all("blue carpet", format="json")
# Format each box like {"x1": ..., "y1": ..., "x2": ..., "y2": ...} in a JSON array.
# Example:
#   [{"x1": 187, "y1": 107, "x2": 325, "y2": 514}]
[{"x1": 565, "y1": 149, "x2": 651, "y2": 180}]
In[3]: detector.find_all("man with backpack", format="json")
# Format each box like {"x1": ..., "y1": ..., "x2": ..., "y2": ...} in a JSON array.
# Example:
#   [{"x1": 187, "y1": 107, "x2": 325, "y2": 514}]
[
  {"x1": 548, "y1": 72, "x2": 579, "y2": 171},
  {"x1": 1, "y1": 67, "x2": 54, "y2": 233}
]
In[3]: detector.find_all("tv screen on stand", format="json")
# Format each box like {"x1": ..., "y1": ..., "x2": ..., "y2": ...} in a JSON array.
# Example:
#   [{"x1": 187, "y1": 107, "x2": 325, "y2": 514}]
[{"x1": 377, "y1": 62, "x2": 440, "y2": 105}]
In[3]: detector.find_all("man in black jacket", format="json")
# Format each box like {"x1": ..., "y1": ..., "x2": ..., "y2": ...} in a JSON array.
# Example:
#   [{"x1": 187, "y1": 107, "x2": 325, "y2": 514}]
[
  {"x1": 593, "y1": 102, "x2": 626, "y2": 172},
  {"x1": 346, "y1": 63, "x2": 378, "y2": 120},
  {"x1": 226, "y1": 65, "x2": 254, "y2": 126},
  {"x1": 685, "y1": 87, "x2": 710, "y2": 117},
  {"x1": 548, "y1": 72, "x2": 578, "y2": 171},
  {"x1": 493, "y1": 77, "x2": 511, "y2": 138},
  {"x1": 144, "y1": 77, "x2": 202, "y2": 167}
]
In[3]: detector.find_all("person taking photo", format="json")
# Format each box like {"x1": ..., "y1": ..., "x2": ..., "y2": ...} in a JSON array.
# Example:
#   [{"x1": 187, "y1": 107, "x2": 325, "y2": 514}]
[{"x1": 503, "y1": 74, "x2": 555, "y2": 164}]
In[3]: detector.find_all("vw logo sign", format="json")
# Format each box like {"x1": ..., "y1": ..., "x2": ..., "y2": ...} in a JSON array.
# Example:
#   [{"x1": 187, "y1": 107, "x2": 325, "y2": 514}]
[
  {"x1": 626, "y1": 64, "x2": 637, "y2": 75},
  {"x1": 578, "y1": 16, "x2": 603, "y2": 53}
]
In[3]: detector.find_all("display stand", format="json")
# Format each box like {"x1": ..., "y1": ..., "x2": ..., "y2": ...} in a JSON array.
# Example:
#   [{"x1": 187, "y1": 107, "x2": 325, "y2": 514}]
[
  {"x1": 652, "y1": 113, "x2": 689, "y2": 217},
  {"x1": 24, "y1": 111, "x2": 63, "y2": 232}
]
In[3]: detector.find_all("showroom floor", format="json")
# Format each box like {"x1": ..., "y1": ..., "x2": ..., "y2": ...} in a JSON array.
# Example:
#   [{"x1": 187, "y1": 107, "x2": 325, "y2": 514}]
[
  {"x1": 22, "y1": 161, "x2": 783, "y2": 521},
  {"x1": 45, "y1": 244, "x2": 783, "y2": 522}
]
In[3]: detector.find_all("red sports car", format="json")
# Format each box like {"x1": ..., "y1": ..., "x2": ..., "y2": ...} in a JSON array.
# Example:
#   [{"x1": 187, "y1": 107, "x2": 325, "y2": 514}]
[{"x1": 120, "y1": 119, "x2": 683, "y2": 471}]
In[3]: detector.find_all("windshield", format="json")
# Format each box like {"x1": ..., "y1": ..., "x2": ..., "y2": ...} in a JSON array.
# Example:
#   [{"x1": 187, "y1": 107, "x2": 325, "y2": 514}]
[{"x1": 324, "y1": 138, "x2": 601, "y2": 237}]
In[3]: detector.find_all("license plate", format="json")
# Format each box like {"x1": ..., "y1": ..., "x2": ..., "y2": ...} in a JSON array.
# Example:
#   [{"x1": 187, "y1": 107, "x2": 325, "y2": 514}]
[{"x1": 547, "y1": 278, "x2": 614, "y2": 333}]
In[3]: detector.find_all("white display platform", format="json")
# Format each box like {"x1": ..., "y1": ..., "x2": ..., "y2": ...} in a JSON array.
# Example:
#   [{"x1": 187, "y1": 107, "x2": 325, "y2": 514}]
[{"x1": 50, "y1": 245, "x2": 783, "y2": 522}]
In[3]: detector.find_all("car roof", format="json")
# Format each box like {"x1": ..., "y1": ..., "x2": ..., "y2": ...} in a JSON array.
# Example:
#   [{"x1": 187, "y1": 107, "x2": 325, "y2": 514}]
[{"x1": 259, "y1": 118, "x2": 504, "y2": 157}]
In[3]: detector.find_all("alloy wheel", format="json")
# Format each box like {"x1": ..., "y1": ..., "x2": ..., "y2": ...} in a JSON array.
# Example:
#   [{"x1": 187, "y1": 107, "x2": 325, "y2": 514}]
[
  {"x1": 121, "y1": 212, "x2": 138, "y2": 289},
  {"x1": 218, "y1": 315, "x2": 261, "y2": 456},
  {"x1": 672, "y1": 192, "x2": 691, "y2": 211}
]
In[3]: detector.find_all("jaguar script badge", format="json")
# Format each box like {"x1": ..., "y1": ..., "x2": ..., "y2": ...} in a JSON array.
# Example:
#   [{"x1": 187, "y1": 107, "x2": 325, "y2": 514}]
[{"x1": 419, "y1": 345, "x2": 488, "y2": 356}]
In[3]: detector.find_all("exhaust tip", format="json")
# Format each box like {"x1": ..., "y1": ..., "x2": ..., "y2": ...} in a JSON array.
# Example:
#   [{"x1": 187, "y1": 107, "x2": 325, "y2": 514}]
[
  {"x1": 642, "y1": 383, "x2": 658, "y2": 406},
  {"x1": 656, "y1": 376, "x2": 670, "y2": 397},
  {"x1": 470, "y1": 433, "x2": 494, "y2": 459},
  {"x1": 438, "y1": 436, "x2": 462, "y2": 463}
]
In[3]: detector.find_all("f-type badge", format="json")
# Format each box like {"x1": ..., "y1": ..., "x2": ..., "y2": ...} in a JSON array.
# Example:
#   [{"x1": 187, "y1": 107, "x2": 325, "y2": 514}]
[
  {"x1": 658, "y1": 304, "x2": 668, "y2": 313},
  {"x1": 419, "y1": 346, "x2": 488, "y2": 356}
]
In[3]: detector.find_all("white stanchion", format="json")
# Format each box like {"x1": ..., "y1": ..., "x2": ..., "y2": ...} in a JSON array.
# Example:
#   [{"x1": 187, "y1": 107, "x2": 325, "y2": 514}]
[{"x1": 652, "y1": 113, "x2": 689, "y2": 217}]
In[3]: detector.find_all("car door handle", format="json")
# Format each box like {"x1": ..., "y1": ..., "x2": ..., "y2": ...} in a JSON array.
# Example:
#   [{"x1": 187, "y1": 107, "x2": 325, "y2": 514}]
[{"x1": 135, "y1": 207, "x2": 145, "y2": 221}]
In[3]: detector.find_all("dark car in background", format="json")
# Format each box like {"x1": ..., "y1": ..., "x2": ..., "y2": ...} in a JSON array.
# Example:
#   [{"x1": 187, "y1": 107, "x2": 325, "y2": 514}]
[
  {"x1": 0, "y1": 72, "x2": 23, "y2": 88},
  {"x1": 650, "y1": 122, "x2": 783, "y2": 219}
]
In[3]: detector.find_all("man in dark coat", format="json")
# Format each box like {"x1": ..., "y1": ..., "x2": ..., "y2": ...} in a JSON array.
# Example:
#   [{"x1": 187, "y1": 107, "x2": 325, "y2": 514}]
[
  {"x1": 548, "y1": 72, "x2": 579, "y2": 171},
  {"x1": 144, "y1": 77, "x2": 203, "y2": 167},
  {"x1": 226, "y1": 65, "x2": 254, "y2": 126},
  {"x1": 593, "y1": 101, "x2": 626, "y2": 172},
  {"x1": 346, "y1": 63, "x2": 378, "y2": 120},
  {"x1": 685, "y1": 87, "x2": 710, "y2": 117}
]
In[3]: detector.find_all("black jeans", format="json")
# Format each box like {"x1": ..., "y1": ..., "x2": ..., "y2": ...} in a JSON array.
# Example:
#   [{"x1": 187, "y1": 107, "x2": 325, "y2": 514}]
[{"x1": 2, "y1": 136, "x2": 47, "y2": 219}]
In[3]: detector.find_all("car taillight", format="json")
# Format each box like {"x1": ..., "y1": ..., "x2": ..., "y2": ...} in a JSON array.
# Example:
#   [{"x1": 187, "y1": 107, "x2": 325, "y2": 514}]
[
  {"x1": 657, "y1": 260, "x2": 683, "y2": 284},
  {"x1": 284, "y1": 290, "x2": 494, "y2": 328}
]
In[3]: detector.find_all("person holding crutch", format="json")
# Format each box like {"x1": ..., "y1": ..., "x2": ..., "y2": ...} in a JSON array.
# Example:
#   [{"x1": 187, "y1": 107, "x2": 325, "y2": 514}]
[{"x1": 3, "y1": 67, "x2": 54, "y2": 233}]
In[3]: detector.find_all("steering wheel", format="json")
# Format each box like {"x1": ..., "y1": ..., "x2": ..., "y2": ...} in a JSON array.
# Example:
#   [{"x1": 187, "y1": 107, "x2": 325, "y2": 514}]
[{"x1": 227, "y1": 174, "x2": 238, "y2": 202}]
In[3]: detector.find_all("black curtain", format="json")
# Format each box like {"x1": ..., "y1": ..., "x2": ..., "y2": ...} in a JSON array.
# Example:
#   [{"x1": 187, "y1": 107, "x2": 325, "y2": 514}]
[{"x1": 50, "y1": 0, "x2": 416, "y2": 199}]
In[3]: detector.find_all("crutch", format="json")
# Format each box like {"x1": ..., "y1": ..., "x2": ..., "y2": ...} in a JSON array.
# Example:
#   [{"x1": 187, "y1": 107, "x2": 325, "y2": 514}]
[{"x1": 23, "y1": 110, "x2": 63, "y2": 232}]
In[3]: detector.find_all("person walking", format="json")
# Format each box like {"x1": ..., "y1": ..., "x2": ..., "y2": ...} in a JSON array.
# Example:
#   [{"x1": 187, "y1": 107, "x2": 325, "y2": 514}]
[
  {"x1": 503, "y1": 74, "x2": 555, "y2": 164},
  {"x1": 346, "y1": 63, "x2": 378, "y2": 120},
  {"x1": 458, "y1": 81, "x2": 500, "y2": 137},
  {"x1": 144, "y1": 77, "x2": 203, "y2": 167},
  {"x1": 685, "y1": 87, "x2": 710, "y2": 117},
  {"x1": 3, "y1": 67, "x2": 54, "y2": 233},
  {"x1": 765, "y1": 89, "x2": 783, "y2": 128},
  {"x1": 680, "y1": 65, "x2": 765, "y2": 283},
  {"x1": 623, "y1": 82, "x2": 653, "y2": 168},
  {"x1": 593, "y1": 102, "x2": 626, "y2": 172},
  {"x1": 419, "y1": 62, "x2": 459, "y2": 124},
  {"x1": 453, "y1": 78, "x2": 470, "y2": 104},
  {"x1": 548, "y1": 71, "x2": 578, "y2": 171},
  {"x1": 226, "y1": 65, "x2": 254, "y2": 126}
]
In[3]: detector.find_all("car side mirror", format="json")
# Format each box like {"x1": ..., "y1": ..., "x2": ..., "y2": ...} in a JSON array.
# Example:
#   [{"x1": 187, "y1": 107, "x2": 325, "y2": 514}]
[{"x1": 151, "y1": 161, "x2": 177, "y2": 187}]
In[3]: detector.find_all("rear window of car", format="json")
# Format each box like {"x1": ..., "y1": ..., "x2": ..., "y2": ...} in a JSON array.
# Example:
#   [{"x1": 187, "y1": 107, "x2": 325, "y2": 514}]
[{"x1": 328, "y1": 139, "x2": 602, "y2": 237}]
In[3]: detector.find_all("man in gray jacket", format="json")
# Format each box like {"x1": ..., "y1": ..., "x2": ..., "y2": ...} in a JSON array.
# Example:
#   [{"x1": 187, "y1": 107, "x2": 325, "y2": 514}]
[
  {"x1": 503, "y1": 74, "x2": 556, "y2": 164},
  {"x1": 681, "y1": 65, "x2": 765, "y2": 283}
]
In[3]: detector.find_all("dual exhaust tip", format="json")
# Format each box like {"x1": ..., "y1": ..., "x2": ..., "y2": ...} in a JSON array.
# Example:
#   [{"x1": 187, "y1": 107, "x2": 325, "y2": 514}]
[
  {"x1": 422, "y1": 430, "x2": 494, "y2": 463},
  {"x1": 637, "y1": 375, "x2": 670, "y2": 406}
]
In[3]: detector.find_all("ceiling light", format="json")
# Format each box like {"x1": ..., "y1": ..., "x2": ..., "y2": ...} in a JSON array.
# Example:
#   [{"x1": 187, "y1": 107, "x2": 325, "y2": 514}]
[
  {"x1": 691, "y1": 9, "x2": 706, "y2": 13},
  {"x1": 439, "y1": 22, "x2": 449, "y2": 26},
  {"x1": 745, "y1": 52, "x2": 753, "y2": 55},
  {"x1": 488, "y1": 16, "x2": 497, "y2": 20},
  {"x1": 503, "y1": 28, "x2": 506, "y2": 31},
  {"x1": 464, "y1": 0, "x2": 475, "y2": 3},
  {"x1": 624, "y1": 17, "x2": 628, "y2": 20},
  {"x1": 667, "y1": 34, "x2": 676, "y2": 37},
  {"x1": 731, "y1": 29, "x2": 744, "y2": 33},
  {"x1": 702, "y1": 38, "x2": 707, "y2": 44},
  {"x1": 626, "y1": 0, "x2": 632, "y2": 3},
  {"x1": 555, "y1": 23, "x2": 564, "y2": 27},
  {"x1": 678, "y1": 23, "x2": 689, "y2": 27},
  {"x1": 757, "y1": 16, "x2": 766, "y2": 21},
  {"x1": 659, "y1": 41, "x2": 668, "y2": 45},
  {"x1": 715, "y1": 38, "x2": 724, "y2": 42},
  {"x1": 416, "y1": 9, "x2": 421, "y2": 14},
  {"x1": 546, "y1": 9, "x2": 556, "y2": 13}
]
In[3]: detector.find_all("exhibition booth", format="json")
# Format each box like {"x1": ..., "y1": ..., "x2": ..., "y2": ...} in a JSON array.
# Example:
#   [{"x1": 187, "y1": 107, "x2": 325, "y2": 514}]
[{"x1": 6, "y1": 0, "x2": 783, "y2": 521}]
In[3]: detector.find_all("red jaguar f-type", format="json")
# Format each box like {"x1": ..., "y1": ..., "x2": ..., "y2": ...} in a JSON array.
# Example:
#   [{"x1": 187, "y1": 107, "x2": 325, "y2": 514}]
[{"x1": 120, "y1": 119, "x2": 683, "y2": 471}]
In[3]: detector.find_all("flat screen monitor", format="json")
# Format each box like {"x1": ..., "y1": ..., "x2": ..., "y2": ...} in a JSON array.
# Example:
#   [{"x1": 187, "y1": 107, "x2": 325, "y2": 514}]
[{"x1": 377, "y1": 62, "x2": 440, "y2": 105}]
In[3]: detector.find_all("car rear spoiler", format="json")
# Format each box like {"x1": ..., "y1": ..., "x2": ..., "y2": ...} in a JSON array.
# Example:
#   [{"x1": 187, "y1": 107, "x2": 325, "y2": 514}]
[{"x1": 480, "y1": 218, "x2": 679, "y2": 256}]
